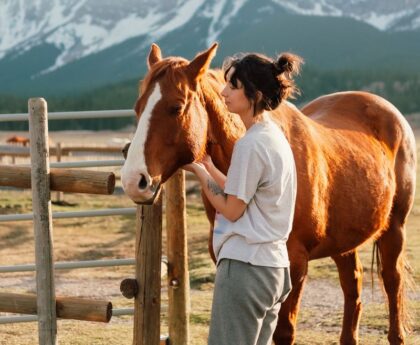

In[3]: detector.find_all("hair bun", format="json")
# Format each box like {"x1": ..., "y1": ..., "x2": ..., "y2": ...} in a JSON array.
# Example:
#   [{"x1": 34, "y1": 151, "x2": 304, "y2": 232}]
[{"x1": 274, "y1": 53, "x2": 304, "y2": 76}]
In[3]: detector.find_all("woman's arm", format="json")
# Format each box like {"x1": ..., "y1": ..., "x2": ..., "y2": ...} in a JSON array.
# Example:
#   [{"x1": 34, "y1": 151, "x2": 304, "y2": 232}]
[
  {"x1": 184, "y1": 162, "x2": 247, "y2": 222},
  {"x1": 201, "y1": 155, "x2": 226, "y2": 189}
]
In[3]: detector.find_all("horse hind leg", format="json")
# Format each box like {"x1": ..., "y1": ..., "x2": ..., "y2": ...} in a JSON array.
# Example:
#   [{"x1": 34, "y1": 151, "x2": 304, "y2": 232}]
[
  {"x1": 332, "y1": 251, "x2": 363, "y2": 345},
  {"x1": 272, "y1": 242, "x2": 309, "y2": 345},
  {"x1": 377, "y1": 207, "x2": 413, "y2": 345},
  {"x1": 377, "y1": 130, "x2": 416, "y2": 345}
]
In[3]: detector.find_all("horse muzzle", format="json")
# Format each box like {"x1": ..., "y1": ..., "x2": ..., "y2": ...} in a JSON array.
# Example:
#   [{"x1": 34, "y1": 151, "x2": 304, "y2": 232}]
[
  {"x1": 121, "y1": 167, "x2": 162, "y2": 205},
  {"x1": 134, "y1": 182, "x2": 162, "y2": 205}
]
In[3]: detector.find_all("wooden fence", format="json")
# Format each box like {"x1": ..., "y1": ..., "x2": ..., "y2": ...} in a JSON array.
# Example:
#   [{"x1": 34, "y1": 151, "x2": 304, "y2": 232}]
[{"x1": 0, "y1": 98, "x2": 190, "y2": 345}]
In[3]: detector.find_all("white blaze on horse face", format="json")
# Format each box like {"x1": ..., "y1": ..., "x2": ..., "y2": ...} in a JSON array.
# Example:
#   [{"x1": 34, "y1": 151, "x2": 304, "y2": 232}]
[{"x1": 121, "y1": 83, "x2": 162, "y2": 202}]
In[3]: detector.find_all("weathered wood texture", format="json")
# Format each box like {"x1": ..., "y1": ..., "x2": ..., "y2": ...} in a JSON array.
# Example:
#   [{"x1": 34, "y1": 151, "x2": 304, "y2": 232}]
[
  {"x1": 165, "y1": 170, "x2": 190, "y2": 345},
  {"x1": 0, "y1": 293, "x2": 112, "y2": 323},
  {"x1": 133, "y1": 193, "x2": 163, "y2": 345},
  {"x1": 120, "y1": 278, "x2": 138, "y2": 299},
  {"x1": 0, "y1": 165, "x2": 115, "y2": 194},
  {"x1": 28, "y1": 97, "x2": 57, "y2": 345}
]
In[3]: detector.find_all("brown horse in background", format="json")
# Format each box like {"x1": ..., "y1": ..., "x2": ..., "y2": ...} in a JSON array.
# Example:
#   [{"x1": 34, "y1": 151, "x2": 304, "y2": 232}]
[
  {"x1": 6, "y1": 135, "x2": 30, "y2": 146},
  {"x1": 121, "y1": 44, "x2": 416, "y2": 345}
]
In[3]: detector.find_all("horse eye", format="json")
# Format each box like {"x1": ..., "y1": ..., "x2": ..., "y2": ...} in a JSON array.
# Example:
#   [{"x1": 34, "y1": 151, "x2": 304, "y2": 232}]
[{"x1": 169, "y1": 105, "x2": 183, "y2": 116}]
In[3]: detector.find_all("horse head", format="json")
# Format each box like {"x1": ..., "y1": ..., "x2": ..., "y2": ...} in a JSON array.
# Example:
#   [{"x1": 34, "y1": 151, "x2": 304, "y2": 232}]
[{"x1": 121, "y1": 43, "x2": 218, "y2": 204}]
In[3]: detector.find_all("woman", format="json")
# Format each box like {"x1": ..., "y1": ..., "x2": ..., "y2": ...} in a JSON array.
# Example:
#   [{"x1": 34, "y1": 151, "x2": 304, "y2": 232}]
[{"x1": 184, "y1": 51, "x2": 302, "y2": 345}]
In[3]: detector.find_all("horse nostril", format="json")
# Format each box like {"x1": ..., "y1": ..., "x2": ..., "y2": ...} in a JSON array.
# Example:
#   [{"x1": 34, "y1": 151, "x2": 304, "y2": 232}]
[{"x1": 138, "y1": 174, "x2": 148, "y2": 190}]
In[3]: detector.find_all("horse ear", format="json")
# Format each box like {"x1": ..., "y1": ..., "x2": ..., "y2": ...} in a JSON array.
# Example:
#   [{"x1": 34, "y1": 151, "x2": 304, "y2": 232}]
[
  {"x1": 148, "y1": 43, "x2": 162, "y2": 69},
  {"x1": 186, "y1": 43, "x2": 218, "y2": 86}
]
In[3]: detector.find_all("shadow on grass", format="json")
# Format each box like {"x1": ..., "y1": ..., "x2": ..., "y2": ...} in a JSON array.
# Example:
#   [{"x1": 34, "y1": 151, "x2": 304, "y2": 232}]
[
  {"x1": 0, "y1": 204, "x2": 23, "y2": 214},
  {"x1": 117, "y1": 216, "x2": 136, "y2": 234},
  {"x1": 0, "y1": 226, "x2": 32, "y2": 250},
  {"x1": 190, "y1": 273, "x2": 215, "y2": 290},
  {"x1": 70, "y1": 248, "x2": 115, "y2": 261},
  {"x1": 190, "y1": 312, "x2": 210, "y2": 326},
  {"x1": 55, "y1": 217, "x2": 136, "y2": 265},
  {"x1": 187, "y1": 232, "x2": 215, "y2": 289}
]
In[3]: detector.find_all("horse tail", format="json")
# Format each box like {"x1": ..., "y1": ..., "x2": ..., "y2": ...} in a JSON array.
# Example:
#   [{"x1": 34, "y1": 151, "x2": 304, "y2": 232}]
[
  {"x1": 370, "y1": 241, "x2": 381, "y2": 297},
  {"x1": 371, "y1": 240, "x2": 415, "y2": 334}
]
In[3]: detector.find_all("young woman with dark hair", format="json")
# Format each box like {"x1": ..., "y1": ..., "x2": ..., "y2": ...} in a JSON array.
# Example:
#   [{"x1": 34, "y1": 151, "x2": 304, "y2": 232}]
[{"x1": 183, "y1": 51, "x2": 303, "y2": 345}]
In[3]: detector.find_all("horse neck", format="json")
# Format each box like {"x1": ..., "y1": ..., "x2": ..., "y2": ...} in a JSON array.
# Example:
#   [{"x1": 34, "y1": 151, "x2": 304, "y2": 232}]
[
  {"x1": 198, "y1": 74, "x2": 311, "y2": 173},
  {"x1": 199, "y1": 73, "x2": 245, "y2": 174}
]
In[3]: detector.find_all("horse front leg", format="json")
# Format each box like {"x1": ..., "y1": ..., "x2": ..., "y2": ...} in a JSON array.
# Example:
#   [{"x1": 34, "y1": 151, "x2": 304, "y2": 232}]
[
  {"x1": 207, "y1": 225, "x2": 216, "y2": 264},
  {"x1": 273, "y1": 243, "x2": 308, "y2": 345},
  {"x1": 332, "y1": 251, "x2": 363, "y2": 345},
  {"x1": 201, "y1": 193, "x2": 217, "y2": 264}
]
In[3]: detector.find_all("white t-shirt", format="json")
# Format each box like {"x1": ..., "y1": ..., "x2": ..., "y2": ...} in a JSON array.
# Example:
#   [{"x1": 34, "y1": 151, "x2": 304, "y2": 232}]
[{"x1": 213, "y1": 114, "x2": 297, "y2": 268}]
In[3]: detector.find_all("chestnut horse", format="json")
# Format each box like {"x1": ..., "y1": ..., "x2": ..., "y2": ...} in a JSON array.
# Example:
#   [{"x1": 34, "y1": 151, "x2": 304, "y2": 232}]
[
  {"x1": 6, "y1": 135, "x2": 30, "y2": 146},
  {"x1": 121, "y1": 44, "x2": 416, "y2": 345}
]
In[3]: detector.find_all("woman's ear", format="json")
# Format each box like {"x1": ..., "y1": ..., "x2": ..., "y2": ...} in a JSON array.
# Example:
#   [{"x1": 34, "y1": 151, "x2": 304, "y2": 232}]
[{"x1": 255, "y1": 91, "x2": 263, "y2": 104}]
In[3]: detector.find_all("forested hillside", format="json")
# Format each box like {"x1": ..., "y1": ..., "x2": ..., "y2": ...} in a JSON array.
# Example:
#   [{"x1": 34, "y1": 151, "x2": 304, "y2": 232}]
[{"x1": 1, "y1": 68, "x2": 419, "y2": 131}]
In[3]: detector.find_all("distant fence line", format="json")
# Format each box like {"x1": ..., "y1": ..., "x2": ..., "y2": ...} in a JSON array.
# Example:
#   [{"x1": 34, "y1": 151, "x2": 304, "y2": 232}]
[
  {"x1": 0, "y1": 207, "x2": 136, "y2": 222},
  {"x1": 405, "y1": 113, "x2": 420, "y2": 128},
  {"x1": 0, "y1": 109, "x2": 133, "y2": 167},
  {"x1": 0, "y1": 145, "x2": 124, "y2": 157},
  {"x1": 0, "y1": 109, "x2": 135, "y2": 122}
]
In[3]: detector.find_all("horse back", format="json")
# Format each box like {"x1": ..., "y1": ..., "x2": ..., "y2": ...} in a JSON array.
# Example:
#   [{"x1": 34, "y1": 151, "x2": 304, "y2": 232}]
[{"x1": 300, "y1": 91, "x2": 409, "y2": 155}]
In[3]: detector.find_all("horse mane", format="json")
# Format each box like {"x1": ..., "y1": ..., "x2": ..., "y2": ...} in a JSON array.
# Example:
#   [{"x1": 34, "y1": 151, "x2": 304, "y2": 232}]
[
  {"x1": 199, "y1": 69, "x2": 245, "y2": 143},
  {"x1": 139, "y1": 57, "x2": 189, "y2": 94},
  {"x1": 134, "y1": 57, "x2": 189, "y2": 114}
]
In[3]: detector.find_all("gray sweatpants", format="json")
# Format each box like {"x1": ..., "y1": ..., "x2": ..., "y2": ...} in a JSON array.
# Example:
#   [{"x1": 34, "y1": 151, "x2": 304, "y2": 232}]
[{"x1": 208, "y1": 259, "x2": 292, "y2": 345}]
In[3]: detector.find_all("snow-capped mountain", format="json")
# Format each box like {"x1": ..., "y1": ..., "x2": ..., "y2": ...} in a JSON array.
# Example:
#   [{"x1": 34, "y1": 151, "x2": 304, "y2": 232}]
[
  {"x1": 0, "y1": 0, "x2": 209, "y2": 74},
  {"x1": 0, "y1": 0, "x2": 419, "y2": 96},
  {"x1": 274, "y1": 0, "x2": 420, "y2": 31},
  {"x1": 1, "y1": 0, "x2": 420, "y2": 74}
]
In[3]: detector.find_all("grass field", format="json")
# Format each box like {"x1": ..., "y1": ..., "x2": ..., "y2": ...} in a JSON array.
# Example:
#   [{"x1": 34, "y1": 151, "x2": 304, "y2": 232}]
[{"x1": 0, "y1": 132, "x2": 419, "y2": 344}]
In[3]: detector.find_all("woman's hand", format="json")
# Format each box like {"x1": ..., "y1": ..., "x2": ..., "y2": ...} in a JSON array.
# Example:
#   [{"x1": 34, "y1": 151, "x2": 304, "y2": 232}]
[
  {"x1": 201, "y1": 155, "x2": 214, "y2": 172},
  {"x1": 182, "y1": 161, "x2": 206, "y2": 174},
  {"x1": 183, "y1": 155, "x2": 213, "y2": 174}
]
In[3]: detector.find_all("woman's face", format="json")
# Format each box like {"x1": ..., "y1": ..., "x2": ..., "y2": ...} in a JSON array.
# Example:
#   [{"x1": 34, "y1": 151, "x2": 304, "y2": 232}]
[{"x1": 221, "y1": 67, "x2": 252, "y2": 116}]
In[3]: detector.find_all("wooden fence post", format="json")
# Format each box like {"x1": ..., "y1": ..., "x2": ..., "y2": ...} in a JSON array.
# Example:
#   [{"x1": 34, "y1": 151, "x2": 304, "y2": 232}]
[
  {"x1": 133, "y1": 193, "x2": 163, "y2": 345},
  {"x1": 28, "y1": 97, "x2": 57, "y2": 345},
  {"x1": 166, "y1": 170, "x2": 190, "y2": 345}
]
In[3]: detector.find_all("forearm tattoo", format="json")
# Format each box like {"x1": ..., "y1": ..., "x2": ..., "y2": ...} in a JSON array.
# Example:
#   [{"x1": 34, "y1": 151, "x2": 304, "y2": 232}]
[{"x1": 207, "y1": 179, "x2": 227, "y2": 199}]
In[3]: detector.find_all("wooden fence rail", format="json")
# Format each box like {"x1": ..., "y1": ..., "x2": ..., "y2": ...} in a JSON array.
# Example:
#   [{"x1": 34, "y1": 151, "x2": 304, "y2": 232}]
[
  {"x1": 0, "y1": 293, "x2": 112, "y2": 323},
  {"x1": 0, "y1": 165, "x2": 115, "y2": 194}
]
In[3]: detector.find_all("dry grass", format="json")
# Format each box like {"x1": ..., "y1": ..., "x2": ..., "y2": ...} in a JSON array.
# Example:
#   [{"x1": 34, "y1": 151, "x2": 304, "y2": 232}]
[{"x1": 0, "y1": 130, "x2": 419, "y2": 344}]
